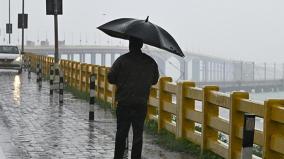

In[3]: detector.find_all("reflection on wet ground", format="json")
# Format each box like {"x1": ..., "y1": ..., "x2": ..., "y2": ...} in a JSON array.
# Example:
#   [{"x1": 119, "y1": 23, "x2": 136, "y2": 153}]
[{"x1": 0, "y1": 70, "x2": 193, "y2": 159}]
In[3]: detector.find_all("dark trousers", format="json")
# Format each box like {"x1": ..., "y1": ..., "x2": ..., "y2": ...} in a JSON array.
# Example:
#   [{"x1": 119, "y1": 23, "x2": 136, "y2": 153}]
[{"x1": 114, "y1": 104, "x2": 147, "y2": 159}]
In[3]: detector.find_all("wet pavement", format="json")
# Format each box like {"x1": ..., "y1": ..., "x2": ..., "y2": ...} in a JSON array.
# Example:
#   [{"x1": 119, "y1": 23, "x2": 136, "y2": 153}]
[{"x1": 0, "y1": 70, "x2": 194, "y2": 159}]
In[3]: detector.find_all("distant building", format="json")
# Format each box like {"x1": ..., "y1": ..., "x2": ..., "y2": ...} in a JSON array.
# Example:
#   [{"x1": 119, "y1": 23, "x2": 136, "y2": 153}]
[
  {"x1": 26, "y1": 41, "x2": 35, "y2": 47},
  {"x1": 41, "y1": 40, "x2": 49, "y2": 46}
]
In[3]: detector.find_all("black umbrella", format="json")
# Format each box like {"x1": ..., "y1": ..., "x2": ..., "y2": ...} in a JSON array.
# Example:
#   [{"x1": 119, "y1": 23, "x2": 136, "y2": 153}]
[{"x1": 97, "y1": 17, "x2": 184, "y2": 57}]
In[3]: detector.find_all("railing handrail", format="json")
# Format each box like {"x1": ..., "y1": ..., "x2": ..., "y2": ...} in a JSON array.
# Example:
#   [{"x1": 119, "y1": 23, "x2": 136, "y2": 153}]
[{"x1": 24, "y1": 52, "x2": 284, "y2": 159}]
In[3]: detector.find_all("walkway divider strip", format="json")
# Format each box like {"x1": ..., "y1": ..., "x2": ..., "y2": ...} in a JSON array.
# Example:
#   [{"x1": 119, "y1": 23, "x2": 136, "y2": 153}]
[
  {"x1": 242, "y1": 114, "x2": 256, "y2": 159},
  {"x1": 50, "y1": 64, "x2": 54, "y2": 95},
  {"x1": 54, "y1": 64, "x2": 60, "y2": 90},
  {"x1": 36, "y1": 63, "x2": 40, "y2": 83},
  {"x1": 89, "y1": 74, "x2": 95, "y2": 120},
  {"x1": 28, "y1": 58, "x2": 31, "y2": 79},
  {"x1": 59, "y1": 71, "x2": 64, "y2": 106},
  {"x1": 39, "y1": 64, "x2": 42, "y2": 88}
]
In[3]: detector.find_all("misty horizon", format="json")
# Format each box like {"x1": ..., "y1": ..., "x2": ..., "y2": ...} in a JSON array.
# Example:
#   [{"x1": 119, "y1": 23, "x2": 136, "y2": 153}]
[{"x1": 1, "y1": 0, "x2": 284, "y2": 63}]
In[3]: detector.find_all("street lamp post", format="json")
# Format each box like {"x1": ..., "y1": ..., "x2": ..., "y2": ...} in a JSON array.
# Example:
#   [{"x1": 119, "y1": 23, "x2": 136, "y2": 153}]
[
  {"x1": 6, "y1": 0, "x2": 13, "y2": 44},
  {"x1": 46, "y1": 0, "x2": 62, "y2": 64},
  {"x1": 21, "y1": 0, "x2": 24, "y2": 53},
  {"x1": 9, "y1": 0, "x2": 11, "y2": 44},
  {"x1": 54, "y1": 1, "x2": 59, "y2": 63}
]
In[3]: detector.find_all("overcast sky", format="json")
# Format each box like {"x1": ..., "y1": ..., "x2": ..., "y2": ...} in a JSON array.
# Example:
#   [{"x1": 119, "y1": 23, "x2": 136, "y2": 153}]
[{"x1": 1, "y1": 0, "x2": 284, "y2": 63}]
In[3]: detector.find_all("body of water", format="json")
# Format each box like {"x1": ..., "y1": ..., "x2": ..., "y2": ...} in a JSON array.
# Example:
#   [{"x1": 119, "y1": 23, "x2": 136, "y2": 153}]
[
  {"x1": 194, "y1": 91, "x2": 284, "y2": 132},
  {"x1": 251, "y1": 91, "x2": 284, "y2": 101}
]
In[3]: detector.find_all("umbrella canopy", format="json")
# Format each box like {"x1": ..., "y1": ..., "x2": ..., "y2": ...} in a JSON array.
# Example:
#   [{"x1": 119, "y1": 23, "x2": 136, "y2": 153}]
[{"x1": 97, "y1": 17, "x2": 184, "y2": 57}]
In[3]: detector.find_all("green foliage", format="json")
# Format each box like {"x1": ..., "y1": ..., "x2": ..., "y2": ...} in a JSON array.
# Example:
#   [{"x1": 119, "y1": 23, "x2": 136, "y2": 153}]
[
  {"x1": 218, "y1": 132, "x2": 228, "y2": 144},
  {"x1": 41, "y1": 74, "x2": 49, "y2": 81},
  {"x1": 96, "y1": 98, "x2": 112, "y2": 108},
  {"x1": 144, "y1": 119, "x2": 158, "y2": 135},
  {"x1": 158, "y1": 130, "x2": 201, "y2": 157},
  {"x1": 195, "y1": 125, "x2": 202, "y2": 132},
  {"x1": 63, "y1": 82, "x2": 116, "y2": 114},
  {"x1": 144, "y1": 120, "x2": 224, "y2": 159},
  {"x1": 64, "y1": 85, "x2": 90, "y2": 101},
  {"x1": 253, "y1": 144, "x2": 263, "y2": 158},
  {"x1": 96, "y1": 98, "x2": 116, "y2": 114},
  {"x1": 201, "y1": 150, "x2": 224, "y2": 159}
]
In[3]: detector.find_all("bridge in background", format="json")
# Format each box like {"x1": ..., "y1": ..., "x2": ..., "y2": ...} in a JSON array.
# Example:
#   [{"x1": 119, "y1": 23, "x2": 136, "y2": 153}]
[{"x1": 26, "y1": 46, "x2": 284, "y2": 92}]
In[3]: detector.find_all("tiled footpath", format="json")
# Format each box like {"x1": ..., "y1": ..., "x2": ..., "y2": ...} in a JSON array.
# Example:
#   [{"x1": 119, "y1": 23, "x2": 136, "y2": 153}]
[{"x1": 0, "y1": 70, "x2": 192, "y2": 159}]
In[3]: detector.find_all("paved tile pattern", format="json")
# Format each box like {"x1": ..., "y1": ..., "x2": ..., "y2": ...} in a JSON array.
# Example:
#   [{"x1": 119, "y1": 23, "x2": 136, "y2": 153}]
[{"x1": 0, "y1": 70, "x2": 192, "y2": 159}]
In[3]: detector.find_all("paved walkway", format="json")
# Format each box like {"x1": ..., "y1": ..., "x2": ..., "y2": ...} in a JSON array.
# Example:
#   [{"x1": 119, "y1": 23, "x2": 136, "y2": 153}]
[{"x1": 0, "y1": 70, "x2": 192, "y2": 159}]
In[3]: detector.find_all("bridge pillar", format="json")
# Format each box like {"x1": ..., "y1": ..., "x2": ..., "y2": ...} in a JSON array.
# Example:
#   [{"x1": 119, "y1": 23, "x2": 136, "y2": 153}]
[
  {"x1": 240, "y1": 61, "x2": 243, "y2": 81},
  {"x1": 91, "y1": 53, "x2": 96, "y2": 64},
  {"x1": 214, "y1": 62, "x2": 218, "y2": 81},
  {"x1": 185, "y1": 61, "x2": 189, "y2": 80},
  {"x1": 111, "y1": 54, "x2": 116, "y2": 65},
  {"x1": 214, "y1": 63, "x2": 216, "y2": 81},
  {"x1": 79, "y1": 54, "x2": 82, "y2": 62},
  {"x1": 220, "y1": 63, "x2": 223, "y2": 81},
  {"x1": 223, "y1": 62, "x2": 226, "y2": 81},
  {"x1": 233, "y1": 62, "x2": 242, "y2": 81},
  {"x1": 208, "y1": 62, "x2": 212, "y2": 81},
  {"x1": 67, "y1": 54, "x2": 71, "y2": 61},
  {"x1": 70, "y1": 54, "x2": 74, "y2": 61},
  {"x1": 213, "y1": 62, "x2": 216, "y2": 81},
  {"x1": 217, "y1": 63, "x2": 221, "y2": 81},
  {"x1": 212, "y1": 62, "x2": 216, "y2": 81},
  {"x1": 192, "y1": 59, "x2": 200, "y2": 82},
  {"x1": 218, "y1": 63, "x2": 223, "y2": 81},
  {"x1": 179, "y1": 59, "x2": 189, "y2": 80},
  {"x1": 214, "y1": 62, "x2": 217, "y2": 81},
  {"x1": 101, "y1": 54, "x2": 106, "y2": 66},
  {"x1": 80, "y1": 53, "x2": 85, "y2": 63},
  {"x1": 204, "y1": 61, "x2": 209, "y2": 82}
]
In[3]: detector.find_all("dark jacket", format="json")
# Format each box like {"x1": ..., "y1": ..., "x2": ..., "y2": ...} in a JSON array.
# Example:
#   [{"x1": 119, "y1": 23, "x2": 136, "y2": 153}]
[{"x1": 108, "y1": 50, "x2": 159, "y2": 106}]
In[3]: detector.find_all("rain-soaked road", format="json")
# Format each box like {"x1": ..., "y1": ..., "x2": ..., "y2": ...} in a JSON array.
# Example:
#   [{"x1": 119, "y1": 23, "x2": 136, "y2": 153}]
[{"x1": 0, "y1": 70, "x2": 193, "y2": 159}]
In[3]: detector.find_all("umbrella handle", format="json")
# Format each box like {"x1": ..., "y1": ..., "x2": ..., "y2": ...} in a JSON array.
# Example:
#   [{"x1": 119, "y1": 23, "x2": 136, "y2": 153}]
[{"x1": 145, "y1": 16, "x2": 149, "y2": 22}]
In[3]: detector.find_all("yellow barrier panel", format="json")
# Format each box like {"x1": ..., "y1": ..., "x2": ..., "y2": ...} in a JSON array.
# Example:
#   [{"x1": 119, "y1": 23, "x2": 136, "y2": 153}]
[
  {"x1": 147, "y1": 83, "x2": 159, "y2": 121},
  {"x1": 94, "y1": 66, "x2": 99, "y2": 98},
  {"x1": 176, "y1": 82, "x2": 196, "y2": 139},
  {"x1": 158, "y1": 77, "x2": 173, "y2": 133},
  {"x1": 85, "y1": 64, "x2": 94, "y2": 94},
  {"x1": 105, "y1": 68, "x2": 110, "y2": 101},
  {"x1": 229, "y1": 91, "x2": 249, "y2": 159},
  {"x1": 68, "y1": 61, "x2": 72, "y2": 86},
  {"x1": 264, "y1": 100, "x2": 284, "y2": 159},
  {"x1": 97, "y1": 66, "x2": 105, "y2": 101},
  {"x1": 80, "y1": 63, "x2": 87, "y2": 92},
  {"x1": 202, "y1": 86, "x2": 226, "y2": 157}
]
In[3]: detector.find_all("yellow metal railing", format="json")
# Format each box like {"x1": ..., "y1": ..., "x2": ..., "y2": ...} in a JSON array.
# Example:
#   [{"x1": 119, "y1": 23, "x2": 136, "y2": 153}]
[{"x1": 24, "y1": 52, "x2": 284, "y2": 159}]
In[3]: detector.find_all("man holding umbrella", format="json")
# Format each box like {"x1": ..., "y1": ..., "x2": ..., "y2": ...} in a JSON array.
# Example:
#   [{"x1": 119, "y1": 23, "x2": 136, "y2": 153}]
[
  {"x1": 98, "y1": 16, "x2": 184, "y2": 159},
  {"x1": 108, "y1": 36, "x2": 159, "y2": 159}
]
